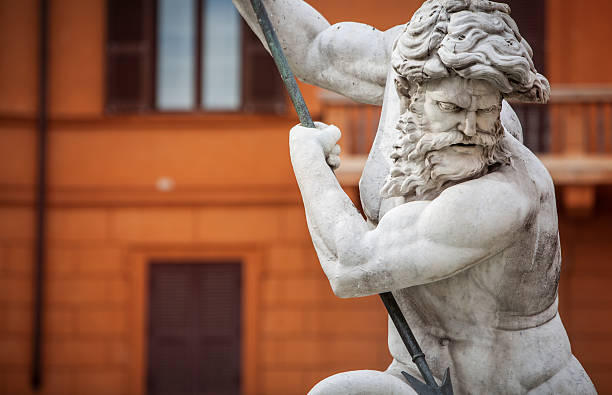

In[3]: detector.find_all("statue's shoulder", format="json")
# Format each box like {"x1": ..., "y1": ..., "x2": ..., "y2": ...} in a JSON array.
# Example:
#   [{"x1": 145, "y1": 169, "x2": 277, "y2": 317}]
[
  {"x1": 506, "y1": 134, "x2": 555, "y2": 194},
  {"x1": 501, "y1": 100, "x2": 523, "y2": 142}
]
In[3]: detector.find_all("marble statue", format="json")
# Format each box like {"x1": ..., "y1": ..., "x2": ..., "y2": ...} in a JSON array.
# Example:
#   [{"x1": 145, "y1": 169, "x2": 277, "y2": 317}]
[{"x1": 233, "y1": 0, "x2": 597, "y2": 393}]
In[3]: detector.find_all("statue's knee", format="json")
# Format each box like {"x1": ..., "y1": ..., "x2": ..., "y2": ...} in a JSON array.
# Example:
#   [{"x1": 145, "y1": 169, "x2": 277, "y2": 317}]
[{"x1": 308, "y1": 370, "x2": 415, "y2": 395}]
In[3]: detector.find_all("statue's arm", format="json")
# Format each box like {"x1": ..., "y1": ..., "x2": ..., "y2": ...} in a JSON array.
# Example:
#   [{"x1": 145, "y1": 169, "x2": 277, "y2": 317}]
[
  {"x1": 232, "y1": 0, "x2": 403, "y2": 104},
  {"x1": 290, "y1": 125, "x2": 535, "y2": 298},
  {"x1": 332, "y1": 177, "x2": 534, "y2": 297}
]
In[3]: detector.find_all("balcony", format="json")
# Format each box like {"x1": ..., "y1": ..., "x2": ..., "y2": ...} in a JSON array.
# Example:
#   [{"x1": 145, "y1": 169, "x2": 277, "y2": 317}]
[{"x1": 321, "y1": 87, "x2": 612, "y2": 214}]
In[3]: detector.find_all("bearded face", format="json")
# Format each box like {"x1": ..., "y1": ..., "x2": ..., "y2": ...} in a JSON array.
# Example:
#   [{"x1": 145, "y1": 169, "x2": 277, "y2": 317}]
[{"x1": 381, "y1": 76, "x2": 512, "y2": 200}]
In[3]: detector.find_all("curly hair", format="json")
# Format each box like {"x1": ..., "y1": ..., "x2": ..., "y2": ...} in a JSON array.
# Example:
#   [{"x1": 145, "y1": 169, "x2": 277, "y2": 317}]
[{"x1": 392, "y1": 0, "x2": 550, "y2": 103}]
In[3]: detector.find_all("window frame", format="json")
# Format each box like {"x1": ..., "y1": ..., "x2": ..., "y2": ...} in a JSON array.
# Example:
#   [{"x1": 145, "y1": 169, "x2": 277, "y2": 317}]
[{"x1": 105, "y1": 0, "x2": 286, "y2": 115}]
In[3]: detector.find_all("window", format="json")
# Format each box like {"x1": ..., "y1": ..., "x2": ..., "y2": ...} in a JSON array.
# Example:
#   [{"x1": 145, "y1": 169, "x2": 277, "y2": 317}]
[{"x1": 106, "y1": 0, "x2": 285, "y2": 113}]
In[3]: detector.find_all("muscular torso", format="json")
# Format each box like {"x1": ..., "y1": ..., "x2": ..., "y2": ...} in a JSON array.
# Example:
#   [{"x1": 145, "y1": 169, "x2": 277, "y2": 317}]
[{"x1": 368, "y1": 136, "x2": 573, "y2": 393}]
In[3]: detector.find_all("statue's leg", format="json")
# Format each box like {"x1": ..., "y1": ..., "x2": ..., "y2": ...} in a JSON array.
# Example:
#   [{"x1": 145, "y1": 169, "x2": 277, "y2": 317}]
[{"x1": 307, "y1": 370, "x2": 416, "y2": 395}]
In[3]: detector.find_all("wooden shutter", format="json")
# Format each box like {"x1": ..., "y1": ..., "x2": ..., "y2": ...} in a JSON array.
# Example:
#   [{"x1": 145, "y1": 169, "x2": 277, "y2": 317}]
[
  {"x1": 147, "y1": 265, "x2": 196, "y2": 394},
  {"x1": 500, "y1": 0, "x2": 549, "y2": 152},
  {"x1": 106, "y1": 0, "x2": 154, "y2": 113},
  {"x1": 197, "y1": 265, "x2": 241, "y2": 394},
  {"x1": 242, "y1": 22, "x2": 287, "y2": 114},
  {"x1": 501, "y1": 0, "x2": 546, "y2": 73},
  {"x1": 147, "y1": 262, "x2": 241, "y2": 395}
]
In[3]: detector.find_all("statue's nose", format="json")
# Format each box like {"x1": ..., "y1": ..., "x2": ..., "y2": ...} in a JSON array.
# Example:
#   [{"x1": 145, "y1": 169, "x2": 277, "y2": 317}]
[{"x1": 459, "y1": 111, "x2": 477, "y2": 137}]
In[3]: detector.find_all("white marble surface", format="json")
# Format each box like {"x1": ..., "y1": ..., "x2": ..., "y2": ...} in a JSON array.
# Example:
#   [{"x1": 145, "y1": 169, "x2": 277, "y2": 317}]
[{"x1": 234, "y1": 0, "x2": 596, "y2": 393}]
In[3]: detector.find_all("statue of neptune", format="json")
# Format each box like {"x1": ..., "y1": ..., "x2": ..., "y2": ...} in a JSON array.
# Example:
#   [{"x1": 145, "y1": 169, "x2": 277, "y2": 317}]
[{"x1": 233, "y1": 0, "x2": 597, "y2": 393}]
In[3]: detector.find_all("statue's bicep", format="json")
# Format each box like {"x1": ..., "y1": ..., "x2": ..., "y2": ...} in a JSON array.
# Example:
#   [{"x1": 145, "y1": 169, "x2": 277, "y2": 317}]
[{"x1": 302, "y1": 22, "x2": 389, "y2": 103}]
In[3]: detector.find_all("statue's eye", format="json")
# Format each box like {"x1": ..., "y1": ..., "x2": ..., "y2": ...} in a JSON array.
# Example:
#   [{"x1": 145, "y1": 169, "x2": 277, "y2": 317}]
[
  {"x1": 479, "y1": 106, "x2": 498, "y2": 114},
  {"x1": 437, "y1": 101, "x2": 461, "y2": 112}
]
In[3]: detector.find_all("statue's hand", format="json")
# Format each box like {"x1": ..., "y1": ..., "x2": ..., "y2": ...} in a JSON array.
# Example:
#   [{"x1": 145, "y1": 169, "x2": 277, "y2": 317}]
[{"x1": 290, "y1": 122, "x2": 342, "y2": 170}]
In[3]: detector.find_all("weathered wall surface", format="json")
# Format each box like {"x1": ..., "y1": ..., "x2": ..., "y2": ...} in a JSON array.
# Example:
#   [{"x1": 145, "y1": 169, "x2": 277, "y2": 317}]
[
  {"x1": 1, "y1": 0, "x2": 612, "y2": 394},
  {"x1": 547, "y1": 0, "x2": 612, "y2": 84},
  {"x1": 0, "y1": 194, "x2": 391, "y2": 395}
]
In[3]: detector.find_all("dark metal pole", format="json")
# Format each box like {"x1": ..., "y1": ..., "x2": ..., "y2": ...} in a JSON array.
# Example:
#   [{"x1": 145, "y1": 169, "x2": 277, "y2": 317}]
[
  {"x1": 248, "y1": 0, "x2": 315, "y2": 128},
  {"x1": 379, "y1": 292, "x2": 438, "y2": 386},
  {"x1": 32, "y1": 0, "x2": 48, "y2": 390},
  {"x1": 195, "y1": 0, "x2": 203, "y2": 108}
]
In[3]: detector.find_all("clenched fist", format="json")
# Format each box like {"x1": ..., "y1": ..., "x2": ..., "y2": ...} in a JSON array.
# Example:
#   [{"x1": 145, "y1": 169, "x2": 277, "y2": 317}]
[{"x1": 290, "y1": 122, "x2": 342, "y2": 170}]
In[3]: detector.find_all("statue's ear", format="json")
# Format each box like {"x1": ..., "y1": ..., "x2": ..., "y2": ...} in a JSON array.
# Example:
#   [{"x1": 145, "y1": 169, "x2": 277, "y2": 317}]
[{"x1": 505, "y1": 73, "x2": 550, "y2": 104}]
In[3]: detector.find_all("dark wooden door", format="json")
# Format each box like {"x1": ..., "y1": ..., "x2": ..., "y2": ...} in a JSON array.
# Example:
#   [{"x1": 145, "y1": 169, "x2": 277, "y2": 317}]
[{"x1": 147, "y1": 262, "x2": 241, "y2": 395}]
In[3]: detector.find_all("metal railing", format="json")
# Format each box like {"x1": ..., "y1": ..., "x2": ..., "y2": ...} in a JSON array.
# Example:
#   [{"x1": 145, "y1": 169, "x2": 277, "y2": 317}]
[{"x1": 320, "y1": 87, "x2": 612, "y2": 156}]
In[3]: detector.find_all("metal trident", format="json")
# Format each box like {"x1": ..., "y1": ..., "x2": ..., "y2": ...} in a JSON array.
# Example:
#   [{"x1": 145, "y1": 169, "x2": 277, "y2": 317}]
[{"x1": 248, "y1": 1, "x2": 454, "y2": 393}]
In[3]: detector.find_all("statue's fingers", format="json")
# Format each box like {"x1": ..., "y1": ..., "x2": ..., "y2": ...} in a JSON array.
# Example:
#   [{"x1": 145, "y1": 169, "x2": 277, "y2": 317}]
[
  {"x1": 315, "y1": 125, "x2": 342, "y2": 152},
  {"x1": 327, "y1": 155, "x2": 341, "y2": 170},
  {"x1": 324, "y1": 124, "x2": 342, "y2": 143}
]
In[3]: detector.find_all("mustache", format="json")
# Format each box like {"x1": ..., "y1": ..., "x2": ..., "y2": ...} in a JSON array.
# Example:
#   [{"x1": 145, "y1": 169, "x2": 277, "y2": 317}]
[{"x1": 408, "y1": 129, "x2": 497, "y2": 161}]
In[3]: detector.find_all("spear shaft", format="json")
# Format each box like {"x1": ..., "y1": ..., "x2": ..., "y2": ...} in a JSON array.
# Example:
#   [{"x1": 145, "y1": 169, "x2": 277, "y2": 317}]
[
  {"x1": 249, "y1": 0, "x2": 314, "y2": 128},
  {"x1": 247, "y1": 1, "x2": 452, "y2": 393}
]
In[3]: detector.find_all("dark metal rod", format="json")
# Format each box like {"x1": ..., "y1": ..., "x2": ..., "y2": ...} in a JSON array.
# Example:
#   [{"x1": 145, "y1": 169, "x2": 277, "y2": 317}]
[
  {"x1": 32, "y1": 0, "x2": 48, "y2": 389},
  {"x1": 248, "y1": 0, "x2": 441, "y2": 389},
  {"x1": 195, "y1": 0, "x2": 203, "y2": 109},
  {"x1": 248, "y1": 0, "x2": 315, "y2": 128},
  {"x1": 379, "y1": 292, "x2": 438, "y2": 387}
]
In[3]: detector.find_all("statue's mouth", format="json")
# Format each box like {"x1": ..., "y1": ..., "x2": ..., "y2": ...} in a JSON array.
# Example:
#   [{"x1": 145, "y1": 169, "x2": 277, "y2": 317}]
[{"x1": 451, "y1": 143, "x2": 477, "y2": 147}]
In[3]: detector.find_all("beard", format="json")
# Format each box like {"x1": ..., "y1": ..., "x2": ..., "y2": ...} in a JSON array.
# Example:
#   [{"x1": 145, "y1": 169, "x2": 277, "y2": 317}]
[{"x1": 380, "y1": 110, "x2": 512, "y2": 201}]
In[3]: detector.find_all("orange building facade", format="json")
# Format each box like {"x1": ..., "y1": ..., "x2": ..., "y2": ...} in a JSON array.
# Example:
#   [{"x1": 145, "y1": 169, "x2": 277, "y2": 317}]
[{"x1": 1, "y1": 1, "x2": 612, "y2": 394}]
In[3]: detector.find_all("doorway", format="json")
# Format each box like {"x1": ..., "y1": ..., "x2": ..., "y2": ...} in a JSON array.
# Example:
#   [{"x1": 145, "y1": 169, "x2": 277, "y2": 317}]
[{"x1": 146, "y1": 262, "x2": 242, "y2": 395}]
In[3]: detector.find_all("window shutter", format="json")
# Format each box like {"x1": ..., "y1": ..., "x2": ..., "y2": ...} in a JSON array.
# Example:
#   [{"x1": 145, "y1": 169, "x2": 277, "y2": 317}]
[
  {"x1": 147, "y1": 263, "x2": 241, "y2": 395},
  {"x1": 147, "y1": 264, "x2": 197, "y2": 394},
  {"x1": 501, "y1": 0, "x2": 546, "y2": 73},
  {"x1": 106, "y1": 0, "x2": 154, "y2": 113},
  {"x1": 501, "y1": 0, "x2": 549, "y2": 153},
  {"x1": 197, "y1": 264, "x2": 241, "y2": 394},
  {"x1": 242, "y1": 22, "x2": 287, "y2": 114}
]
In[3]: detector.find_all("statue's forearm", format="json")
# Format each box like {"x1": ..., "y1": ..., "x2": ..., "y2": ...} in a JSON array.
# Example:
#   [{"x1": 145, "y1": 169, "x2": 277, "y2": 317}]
[{"x1": 289, "y1": 136, "x2": 369, "y2": 279}]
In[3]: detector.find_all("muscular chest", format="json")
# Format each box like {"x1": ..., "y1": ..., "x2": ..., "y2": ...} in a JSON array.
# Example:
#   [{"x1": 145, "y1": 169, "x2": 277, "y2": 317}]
[
  {"x1": 396, "y1": 259, "x2": 506, "y2": 335},
  {"x1": 396, "y1": 237, "x2": 559, "y2": 337}
]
